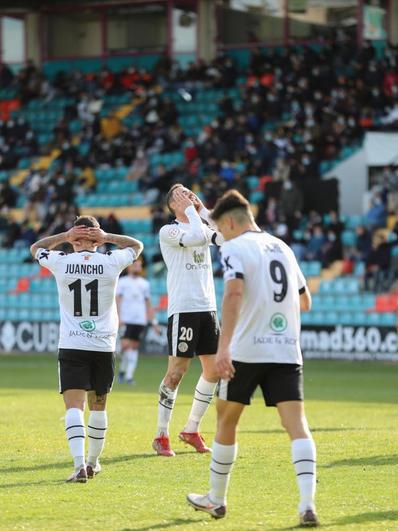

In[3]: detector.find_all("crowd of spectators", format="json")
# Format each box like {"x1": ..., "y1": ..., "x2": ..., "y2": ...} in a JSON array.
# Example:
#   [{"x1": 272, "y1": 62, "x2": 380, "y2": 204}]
[{"x1": 1, "y1": 36, "x2": 398, "y2": 292}]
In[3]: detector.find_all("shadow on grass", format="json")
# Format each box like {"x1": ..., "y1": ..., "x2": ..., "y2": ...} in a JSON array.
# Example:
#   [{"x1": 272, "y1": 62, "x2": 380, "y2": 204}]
[
  {"x1": 1, "y1": 451, "x2": 194, "y2": 474},
  {"x1": 123, "y1": 519, "x2": 199, "y2": 531},
  {"x1": 240, "y1": 427, "x2": 359, "y2": 435},
  {"x1": 331, "y1": 510, "x2": 398, "y2": 527},
  {"x1": 0, "y1": 479, "x2": 64, "y2": 490},
  {"x1": 321, "y1": 454, "x2": 398, "y2": 468}
]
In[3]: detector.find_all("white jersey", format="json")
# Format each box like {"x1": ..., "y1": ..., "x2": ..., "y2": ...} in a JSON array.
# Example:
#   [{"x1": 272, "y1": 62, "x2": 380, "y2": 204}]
[
  {"x1": 159, "y1": 205, "x2": 222, "y2": 317},
  {"x1": 221, "y1": 231, "x2": 306, "y2": 364},
  {"x1": 116, "y1": 275, "x2": 150, "y2": 326},
  {"x1": 36, "y1": 247, "x2": 136, "y2": 352}
]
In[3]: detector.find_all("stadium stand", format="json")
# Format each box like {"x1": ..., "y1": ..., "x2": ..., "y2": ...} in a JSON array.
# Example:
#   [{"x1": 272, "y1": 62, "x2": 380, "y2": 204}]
[{"x1": 1, "y1": 36, "x2": 398, "y2": 326}]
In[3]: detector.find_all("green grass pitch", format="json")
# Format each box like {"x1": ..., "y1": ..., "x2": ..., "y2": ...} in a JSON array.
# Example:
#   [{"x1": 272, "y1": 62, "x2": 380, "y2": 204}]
[{"x1": 0, "y1": 355, "x2": 397, "y2": 530}]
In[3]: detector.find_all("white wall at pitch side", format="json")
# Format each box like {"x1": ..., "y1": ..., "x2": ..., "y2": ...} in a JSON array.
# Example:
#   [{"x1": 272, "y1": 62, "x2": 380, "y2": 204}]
[{"x1": 324, "y1": 148, "x2": 367, "y2": 216}]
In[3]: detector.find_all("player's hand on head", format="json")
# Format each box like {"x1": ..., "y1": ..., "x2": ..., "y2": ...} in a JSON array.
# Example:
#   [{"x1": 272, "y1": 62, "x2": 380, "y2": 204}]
[
  {"x1": 88, "y1": 227, "x2": 107, "y2": 246},
  {"x1": 66, "y1": 225, "x2": 92, "y2": 243},
  {"x1": 174, "y1": 189, "x2": 193, "y2": 211},
  {"x1": 188, "y1": 191, "x2": 204, "y2": 212},
  {"x1": 215, "y1": 348, "x2": 235, "y2": 381}
]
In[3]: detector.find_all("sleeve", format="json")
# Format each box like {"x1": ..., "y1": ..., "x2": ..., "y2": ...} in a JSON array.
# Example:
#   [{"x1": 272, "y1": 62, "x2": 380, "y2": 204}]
[
  {"x1": 221, "y1": 241, "x2": 245, "y2": 282},
  {"x1": 35, "y1": 248, "x2": 65, "y2": 273},
  {"x1": 159, "y1": 206, "x2": 207, "y2": 248},
  {"x1": 204, "y1": 225, "x2": 224, "y2": 247},
  {"x1": 106, "y1": 248, "x2": 137, "y2": 272},
  {"x1": 293, "y1": 253, "x2": 306, "y2": 293},
  {"x1": 200, "y1": 207, "x2": 224, "y2": 246},
  {"x1": 297, "y1": 264, "x2": 306, "y2": 294}
]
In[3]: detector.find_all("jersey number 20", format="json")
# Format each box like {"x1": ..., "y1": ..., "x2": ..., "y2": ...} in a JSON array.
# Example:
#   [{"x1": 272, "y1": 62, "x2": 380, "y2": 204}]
[{"x1": 68, "y1": 279, "x2": 99, "y2": 316}]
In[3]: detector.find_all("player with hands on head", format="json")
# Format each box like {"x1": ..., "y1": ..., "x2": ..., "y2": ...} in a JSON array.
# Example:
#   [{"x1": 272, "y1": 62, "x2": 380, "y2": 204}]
[
  {"x1": 30, "y1": 216, "x2": 143, "y2": 483},
  {"x1": 152, "y1": 183, "x2": 223, "y2": 457}
]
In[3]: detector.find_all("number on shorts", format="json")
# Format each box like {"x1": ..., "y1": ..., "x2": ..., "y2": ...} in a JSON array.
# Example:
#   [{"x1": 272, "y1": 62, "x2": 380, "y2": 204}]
[
  {"x1": 269, "y1": 260, "x2": 288, "y2": 303},
  {"x1": 179, "y1": 327, "x2": 193, "y2": 342}
]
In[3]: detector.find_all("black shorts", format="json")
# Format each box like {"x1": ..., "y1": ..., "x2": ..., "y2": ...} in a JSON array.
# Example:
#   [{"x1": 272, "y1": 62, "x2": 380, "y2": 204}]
[
  {"x1": 216, "y1": 361, "x2": 303, "y2": 407},
  {"x1": 58, "y1": 349, "x2": 115, "y2": 395},
  {"x1": 123, "y1": 324, "x2": 145, "y2": 341},
  {"x1": 167, "y1": 311, "x2": 220, "y2": 358}
]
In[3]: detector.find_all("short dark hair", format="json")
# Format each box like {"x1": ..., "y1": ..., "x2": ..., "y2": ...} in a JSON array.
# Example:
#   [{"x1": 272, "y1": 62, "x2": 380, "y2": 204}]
[
  {"x1": 210, "y1": 189, "x2": 251, "y2": 221},
  {"x1": 74, "y1": 215, "x2": 100, "y2": 228},
  {"x1": 166, "y1": 183, "x2": 183, "y2": 215}
]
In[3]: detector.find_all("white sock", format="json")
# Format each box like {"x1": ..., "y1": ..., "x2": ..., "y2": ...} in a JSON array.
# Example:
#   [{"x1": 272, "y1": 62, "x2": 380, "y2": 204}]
[
  {"x1": 157, "y1": 379, "x2": 178, "y2": 437},
  {"x1": 292, "y1": 438, "x2": 317, "y2": 513},
  {"x1": 209, "y1": 441, "x2": 238, "y2": 505},
  {"x1": 87, "y1": 411, "x2": 108, "y2": 467},
  {"x1": 65, "y1": 408, "x2": 85, "y2": 470},
  {"x1": 184, "y1": 376, "x2": 217, "y2": 433},
  {"x1": 119, "y1": 351, "x2": 128, "y2": 374},
  {"x1": 125, "y1": 349, "x2": 138, "y2": 381}
]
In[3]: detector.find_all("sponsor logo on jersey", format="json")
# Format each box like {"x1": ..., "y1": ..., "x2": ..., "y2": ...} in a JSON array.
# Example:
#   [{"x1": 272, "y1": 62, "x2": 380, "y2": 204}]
[
  {"x1": 79, "y1": 320, "x2": 96, "y2": 332},
  {"x1": 270, "y1": 313, "x2": 287, "y2": 333},
  {"x1": 193, "y1": 250, "x2": 205, "y2": 264},
  {"x1": 178, "y1": 341, "x2": 188, "y2": 353}
]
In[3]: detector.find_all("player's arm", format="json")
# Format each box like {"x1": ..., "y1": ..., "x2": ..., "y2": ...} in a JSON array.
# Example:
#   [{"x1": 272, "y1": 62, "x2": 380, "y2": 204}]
[
  {"x1": 30, "y1": 226, "x2": 91, "y2": 258},
  {"x1": 90, "y1": 229, "x2": 144, "y2": 257},
  {"x1": 300, "y1": 286, "x2": 312, "y2": 312},
  {"x1": 189, "y1": 191, "x2": 225, "y2": 245},
  {"x1": 217, "y1": 277, "x2": 244, "y2": 380},
  {"x1": 116, "y1": 294, "x2": 124, "y2": 326},
  {"x1": 160, "y1": 194, "x2": 207, "y2": 248}
]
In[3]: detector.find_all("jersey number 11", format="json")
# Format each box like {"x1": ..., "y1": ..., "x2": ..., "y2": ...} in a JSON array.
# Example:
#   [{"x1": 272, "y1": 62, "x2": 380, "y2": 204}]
[{"x1": 68, "y1": 279, "x2": 99, "y2": 316}]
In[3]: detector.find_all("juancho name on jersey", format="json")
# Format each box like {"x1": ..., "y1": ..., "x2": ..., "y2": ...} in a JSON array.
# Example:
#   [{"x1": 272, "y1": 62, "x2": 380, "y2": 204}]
[{"x1": 65, "y1": 264, "x2": 104, "y2": 275}]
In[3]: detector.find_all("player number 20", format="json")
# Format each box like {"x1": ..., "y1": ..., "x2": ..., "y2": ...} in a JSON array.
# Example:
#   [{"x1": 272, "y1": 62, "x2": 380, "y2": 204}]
[{"x1": 179, "y1": 327, "x2": 193, "y2": 342}]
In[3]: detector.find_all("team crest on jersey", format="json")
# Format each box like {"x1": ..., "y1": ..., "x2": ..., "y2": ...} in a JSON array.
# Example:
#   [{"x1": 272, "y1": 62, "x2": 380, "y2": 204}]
[
  {"x1": 270, "y1": 313, "x2": 287, "y2": 333},
  {"x1": 83, "y1": 255, "x2": 91, "y2": 261},
  {"x1": 79, "y1": 320, "x2": 96, "y2": 332},
  {"x1": 168, "y1": 227, "x2": 180, "y2": 239}
]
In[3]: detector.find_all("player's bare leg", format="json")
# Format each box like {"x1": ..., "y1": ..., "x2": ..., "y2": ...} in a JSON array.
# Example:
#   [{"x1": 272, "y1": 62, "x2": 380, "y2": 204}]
[
  {"x1": 277, "y1": 401, "x2": 319, "y2": 527},
  {"x1": 63, "y1": 389, "x2": 87, "y2": 483},
  {"x1": 187, "y1": 398, "x2": 244, "y2": 518},
  {"x1": 153, "y1": 357, "x2": 191, "y2": 456},
  {"x1": 86, "y1": 392, "x2": 108, "y2": 478},
  {"x1": 180, "y1": 354, "x2": 219, "y2": 453}
]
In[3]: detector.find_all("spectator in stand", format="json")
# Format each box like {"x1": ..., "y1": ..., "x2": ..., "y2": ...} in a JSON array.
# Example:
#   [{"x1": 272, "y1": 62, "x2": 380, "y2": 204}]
[
  {"x1": 151, "y1": 205, "x2": 169, "y2": 234},
  {"x1": 305, "y1": 225, "x2": 326, "y2": 261},
  {"x1": 364, "y1": 234, "x2": 391, "y2": 292},
  {"x1": 0, "y1": 180, "x2": 17, "y2": 208},
  {"x1": 355, "y1": 225, "x2": 372, "y2": 262},
  {"x1": 0, "y1": 62, "x2": 14, "y2": 88},
  {"x1": 280, "y1": 180, "x2": 303, "y2": 232},
  {"x1": 364, "y1": 193, "x2": 387, "y2": 230},
  {"x1": 321, "y1": 230, "x2": 343, "y2": 267},
  {"x1": 127, "y1": 149, "x2": 148, "y2": 181}
]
